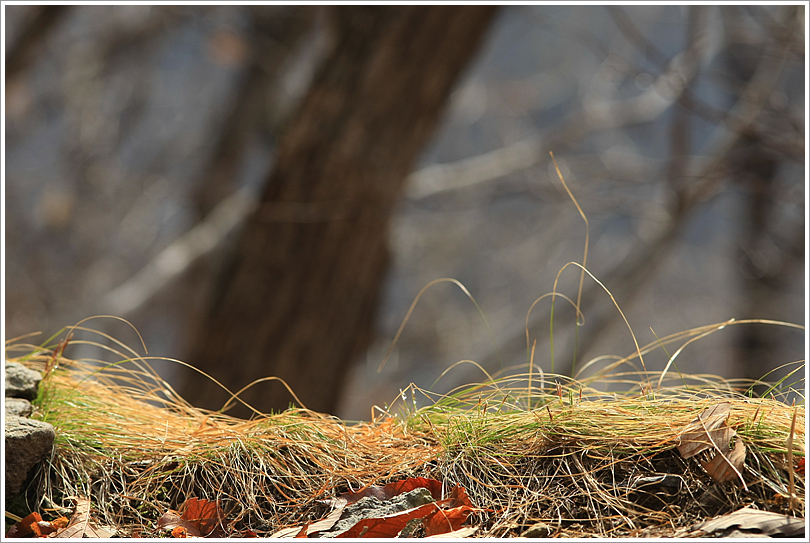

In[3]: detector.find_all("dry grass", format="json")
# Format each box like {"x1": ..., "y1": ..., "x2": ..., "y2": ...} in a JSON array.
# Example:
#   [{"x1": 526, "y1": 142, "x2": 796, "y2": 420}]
[{"x1": 4, "y1": 321, "x2": 805, "y2": 538}]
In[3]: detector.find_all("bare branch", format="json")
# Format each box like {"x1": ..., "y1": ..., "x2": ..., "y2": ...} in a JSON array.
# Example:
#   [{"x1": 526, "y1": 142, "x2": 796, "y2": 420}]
[
  {"x1": 98, "y1": 191, "x2": 257, "y2": 317},
  {"x1": 406, "y1": 14, "x2": 715, "y2": 201}
]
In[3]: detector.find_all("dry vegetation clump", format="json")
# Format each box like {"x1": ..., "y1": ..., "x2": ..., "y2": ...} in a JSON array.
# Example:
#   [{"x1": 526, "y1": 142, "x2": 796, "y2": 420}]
[{"x1": 4, "y1": 325, "x2": 804, "y2": 538}]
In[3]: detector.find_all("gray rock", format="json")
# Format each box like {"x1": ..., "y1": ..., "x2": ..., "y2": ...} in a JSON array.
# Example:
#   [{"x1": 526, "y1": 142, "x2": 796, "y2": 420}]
[
  {"x1": 5, "y1": 397, "x2": 33, "y2": 417},
  {"x1": 5, "y1": 362, "x2": 43, "y2": 401},
  {"x1": 522, "y1": 522, "x2": 552, "y2": 537},
  {"x1": 322, "y1": 487, "x2": 436, "y2": 537},
  {"x1": 4, "y1": 416, "x2": 55, "y2": 497}
]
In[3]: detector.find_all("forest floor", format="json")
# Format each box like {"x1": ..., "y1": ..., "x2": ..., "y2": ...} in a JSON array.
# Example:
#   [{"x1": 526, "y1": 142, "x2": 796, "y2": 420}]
[{"x1": 4, "y1": 332, "x2": 806, "y2": 538}]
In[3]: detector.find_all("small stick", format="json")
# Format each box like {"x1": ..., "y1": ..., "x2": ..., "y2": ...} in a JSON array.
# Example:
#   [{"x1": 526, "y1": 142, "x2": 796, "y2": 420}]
[
  {"x1": 45, "y1": 332, "x2": 73, "y2": 377},
  {"x1": 786, "y1": 404, "x2": 798, "y2": 512}
]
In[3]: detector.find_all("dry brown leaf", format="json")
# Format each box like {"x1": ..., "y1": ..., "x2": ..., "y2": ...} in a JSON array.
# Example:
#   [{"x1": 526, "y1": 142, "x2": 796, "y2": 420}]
[
  {"x1": 55, "y1": 497, "x2": 116, "y2": 538},
  {"x1": 697, "y1": 506, "x2": 805, "y2": 537},
  {"x1": 303, "y1": 505, "x2": 346, "y2": 536},
  {"x1": 677, "y1": 402, "x2": 733, "y2": 458},
  {"x1": 702, "y1": 437, "x2": 746, "y2": 483}
]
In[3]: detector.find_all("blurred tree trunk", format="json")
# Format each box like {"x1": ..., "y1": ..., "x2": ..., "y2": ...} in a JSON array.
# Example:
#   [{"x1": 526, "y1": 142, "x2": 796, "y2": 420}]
[
  {"x1": 180, "y1": 5, "x2": 498, "y2": 416},
  {"x1": 5, "y1": 6, "x2": 70, "y2": 80},
  {"x1": 722, "y1": 8, "x2": 805, "y2": 388},
  {"x1": 193, "y1": 6, "x2": 318, "y2": 217}
]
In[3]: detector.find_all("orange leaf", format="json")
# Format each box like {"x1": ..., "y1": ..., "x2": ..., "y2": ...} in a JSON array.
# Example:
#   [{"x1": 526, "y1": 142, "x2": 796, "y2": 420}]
[
  {"x1": 32, "y1": 520, "x2": 59, "y2": 537},
  {"x1": 172, "y1": 526, "x2": 189, "y2": 538},
  {"x1": 384, "y1": 477, "x2": 445, "y2": 501},
  {"x1": 159, "y1": 497, "x2": 226, "y2": 537},
  {"x1": 180, "y1": 497, "x2": 225, "y2": 537},
  {"x1": 306, "y1": 480, "x2": 484, "y2": 538},
  {"x1": 438, "y1": 485, "x2": 473, "y2": 508},
  {"x1": 5, "y1": 512, "x2": 42, "y2": 538},
  {"x1": 30, "y1": 516, "x2": 70, "y2": 537},
  {"x1": 423, "y1": 505, "x2": 476, "y2": 536}
]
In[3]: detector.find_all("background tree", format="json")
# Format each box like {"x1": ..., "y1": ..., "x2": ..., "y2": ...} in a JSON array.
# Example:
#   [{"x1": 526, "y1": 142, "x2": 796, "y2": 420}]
[
  {"x1": 179, "y1": 6, "x2": 498, "y2": 416},
  {"x1": 4, "y1": 5, "x2": 804, "y2": 420}
]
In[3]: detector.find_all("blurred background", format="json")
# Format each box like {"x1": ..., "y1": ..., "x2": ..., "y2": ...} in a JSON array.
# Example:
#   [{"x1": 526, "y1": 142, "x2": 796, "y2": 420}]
[{"x1": 3, "y1": 5, "x2": 805, "y2": 420}]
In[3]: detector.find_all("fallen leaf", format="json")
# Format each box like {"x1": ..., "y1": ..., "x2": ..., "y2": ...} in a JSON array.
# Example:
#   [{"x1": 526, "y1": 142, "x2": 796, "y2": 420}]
[
  {"x1": 437, "y1": 484, "x2": 473, "y2": 508},
  {"x1": 279, "y1": 482, "x2": 387, "y2": 538},
  {"x1": 335, "y1": 483, "x2": 487, "y2": 538},
  {"x1": 677, "y1": 402, "x2": 733, "y2": 458},
  {"x1": 702, "y1": 437, "x2": 746, "y2": 483},
  {"x1": 31, "y1": 519, "x2": 59, "y2": 537},
  {"x1": 296, "y1": 479, "x2": 485, "y2": 538},
  {"x1": 5, "y1": 512, "x2": 43, "y2": 538},
  {"x1": 157, "y1": 497, "x2": 226, "y2": 537},
  {"x1": 50, "y1": 517, "x2": 70, "y2": 530},
  {"x1": 157, "y1": 510, "x2": 187, "y2": 533},
  {"x1": 55, "y1": 497, "x2": 116, "y2": 538},
  {"x1": 181, "y1": 497, "x2": 225, "y2": 537},
  {"x1": 697, "y1": 506, "x2": 805, "y2": 537},
  {"x1": 301, "y1": 505, "x2": 344, "y2": 535},
  {"x1": 7, "y1": 514, "x2": 66, "y2": 538},
  {"x1": 423, "y1": 504, "x2": 476, "y2": 536}
]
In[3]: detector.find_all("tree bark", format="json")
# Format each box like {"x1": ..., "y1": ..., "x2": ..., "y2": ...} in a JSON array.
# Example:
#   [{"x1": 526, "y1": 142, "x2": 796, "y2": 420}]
[{"x1": 180, "y1": 5, "x2": 498, "y2": 416}]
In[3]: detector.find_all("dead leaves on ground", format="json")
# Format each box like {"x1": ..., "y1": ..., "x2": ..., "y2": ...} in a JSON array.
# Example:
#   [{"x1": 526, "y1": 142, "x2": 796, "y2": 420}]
[
  {"x1": 157, "y1": 497, "x2": 227, "y2": 538},
  {"x1": 5, "y1": 481, "x2": 479, "y2": 538},
  {"x1": 273, "y1": 477, "x2": 487, "y2": 538},
  {"x1": 4, "y1": 497, "x2": 114, "y2": 538},
  {"x1": 676, "y1": 402, "x2": 747, "y2": 487},
  {"x1": 155, "y1": 497, "x2": 258, "y2": 538},
  {"x1": 4, "y1": 513, "x2": 68, "y2": 538}
]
